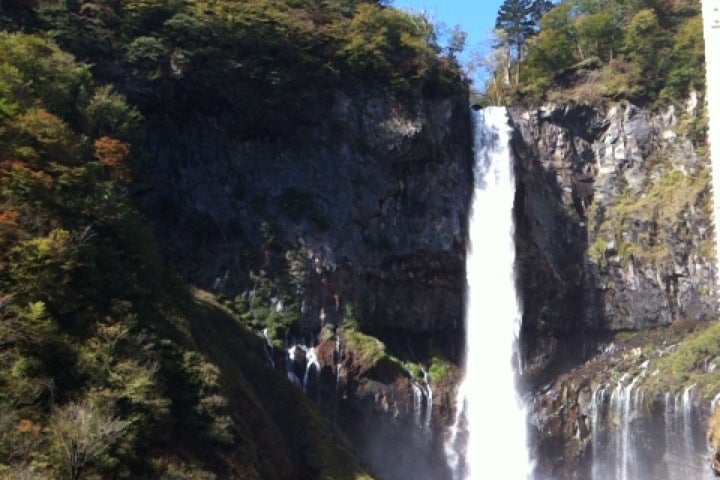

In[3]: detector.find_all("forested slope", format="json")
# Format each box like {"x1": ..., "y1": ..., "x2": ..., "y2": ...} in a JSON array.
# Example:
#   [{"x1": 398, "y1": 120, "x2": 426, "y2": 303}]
[
  {"x1": 0, "y1": 1, "x2": 468, "y2": 478},
  {"x1": 485, "y1": 0, "x2": 705, "y2": 109}
]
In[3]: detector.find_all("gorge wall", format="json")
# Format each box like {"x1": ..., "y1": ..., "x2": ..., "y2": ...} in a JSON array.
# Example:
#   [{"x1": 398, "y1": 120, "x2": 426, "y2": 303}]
[
  {"x1": 136, "y1": 87, "x2": 474, "y2": 479},
  {"x1": 509, "y1": 100, "x2": 718, "y2": 478},
  {"x1": 135, "y1": 74, "x2": 717, "y2": 479}
]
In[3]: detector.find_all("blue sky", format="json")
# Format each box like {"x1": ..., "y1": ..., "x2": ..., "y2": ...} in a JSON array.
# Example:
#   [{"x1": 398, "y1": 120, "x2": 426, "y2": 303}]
[{"x1": 391, "y1": 0, "x2": 505, "y2": 86}]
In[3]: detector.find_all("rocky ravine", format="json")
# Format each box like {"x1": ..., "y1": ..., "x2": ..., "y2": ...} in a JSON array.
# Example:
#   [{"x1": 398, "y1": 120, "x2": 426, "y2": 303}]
[
  {"x1": 137, "y1": 86, "x2": 717, "y2": 479},
  {"x1": 510, "y1": 99, "x2": 717, "y2": 479}
]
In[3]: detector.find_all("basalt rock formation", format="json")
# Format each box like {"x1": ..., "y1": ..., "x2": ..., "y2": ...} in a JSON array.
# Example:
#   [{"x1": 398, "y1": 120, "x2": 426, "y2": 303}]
[
  {"x1": 137, "y1": 87, "x2": 473, "y2": 479},
  {"x1": 510, "y1": 100, "x2": 717, "y2": 479},
  {"x1": 140, "y1": 89, "x2": 472, "y2": 335}
]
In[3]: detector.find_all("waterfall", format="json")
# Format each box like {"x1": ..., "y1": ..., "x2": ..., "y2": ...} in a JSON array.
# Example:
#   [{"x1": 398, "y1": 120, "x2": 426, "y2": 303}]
[
  {"x1": 445, "y1": 107, "x2": 531, "y2": 480},
  {"x1": 409, "y1": 366, "x2": 433, "y2": 432},
  {"x1": 590, "y1": 382, "x2": 714, "y2": 480}
]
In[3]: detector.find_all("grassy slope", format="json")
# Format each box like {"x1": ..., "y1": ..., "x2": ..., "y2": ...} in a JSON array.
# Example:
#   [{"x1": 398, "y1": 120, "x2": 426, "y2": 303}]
[{"x1": 185, "y1": 294, "x2": 374, "y2": 480}]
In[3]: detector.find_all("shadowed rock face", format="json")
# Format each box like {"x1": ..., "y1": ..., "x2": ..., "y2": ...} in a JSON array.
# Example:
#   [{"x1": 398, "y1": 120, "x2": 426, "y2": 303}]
[
  {"x1": 139, "y1": 89, "x2": 473, "y2": 336},
  {"x1": 511, "y1": 102, "x2": 715, "y2": 373},
  {"x1": 136, "y1": 87, "x2": 473, "y2": 479},
  {"x1": 510, "y1": 101, "x2": 717, "y2": 479}
]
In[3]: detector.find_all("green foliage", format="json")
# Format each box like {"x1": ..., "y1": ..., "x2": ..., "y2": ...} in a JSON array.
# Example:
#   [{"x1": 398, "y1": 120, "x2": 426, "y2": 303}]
[
  {"x1": 340, "y1": 316, "x2": 388, "y2": 368},
  {"x1": 588, "y1": 235, "x2": 608, "y2": 262},
  {"x1": 22, "y1": 0, "x2": 463, "y2": 137},
  {"x1": 340, "y1": 3, "x2": 438, "y2": 88},
  {"x1": 590, "y1": 167, "x2": 711, "y2": 263},
  {"x1": 50, "y1": 400, "x2": 127, "y2": 480},
  {"x1": 181, "y1": 351, "x2": 236, "y2": 446},
  {"x1": 428, "y1": 356, "x2": 452, "y2": 384},
  {"x1": 0, "y1": 30, "x2": 353, "y2": 479},
  {"x1": 487, "y1": 0, "x2": 707, "y2": 106},
  {"x1": 0, "y1": 34, "x2": 92, "y2": 125},
  {"x1": 657, "y1": 14, "x2": 705, "y2": 104},
  {"x1": 643, "y1": 321, "x2": 720, "y2": 399}
]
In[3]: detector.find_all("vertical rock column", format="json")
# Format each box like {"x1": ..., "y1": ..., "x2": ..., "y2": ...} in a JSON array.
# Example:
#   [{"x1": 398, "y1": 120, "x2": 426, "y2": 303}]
[{"x1": 703, "y1": 0, "x2": 720, "y2": 289}]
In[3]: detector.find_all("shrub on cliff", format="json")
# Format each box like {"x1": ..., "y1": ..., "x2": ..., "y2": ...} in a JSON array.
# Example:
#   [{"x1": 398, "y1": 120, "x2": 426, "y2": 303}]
[{"x1": 5, "y1": 0, "x2": 464, "y2": 136}]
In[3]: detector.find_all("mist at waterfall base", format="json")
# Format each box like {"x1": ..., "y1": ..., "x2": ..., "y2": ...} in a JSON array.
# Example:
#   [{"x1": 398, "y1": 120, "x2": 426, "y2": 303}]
[{"x1": 444, "y1": 106, "x2": 532, "y2": 480}]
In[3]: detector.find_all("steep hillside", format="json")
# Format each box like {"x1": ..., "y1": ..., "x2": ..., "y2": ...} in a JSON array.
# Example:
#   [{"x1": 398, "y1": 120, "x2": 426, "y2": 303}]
[
  {"x1": 0, "y1": 1, "x2": 472, "y2": 478},
  {"x1": 0, "y1": 31, "x2": 377, "y2": 479}
]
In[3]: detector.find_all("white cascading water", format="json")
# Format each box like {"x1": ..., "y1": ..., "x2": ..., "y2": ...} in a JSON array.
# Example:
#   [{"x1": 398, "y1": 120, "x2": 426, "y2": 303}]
[
  {"x1": 445, "y1": 106, "x2": 531, "y2": 480},
  {"x1": 590, "y1": 381, "x2": 714, "y2": 480}
]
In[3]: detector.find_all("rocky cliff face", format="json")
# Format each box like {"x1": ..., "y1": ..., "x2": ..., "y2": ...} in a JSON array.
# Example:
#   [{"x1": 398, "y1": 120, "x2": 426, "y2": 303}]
[
  {"x1": 510, "y1": 100, "x2": 717, "y2": 478},
  {"x1": 140, "y1": 89, "x2": 472, "y2": 334},
  {"x1": 137, "y1": 87, "x2": 716, "y2": 479},
  {"x1": 511, "y1": 101, "x2": 714, "y2": 375},
  {"x1": 136, "y1": 87, "x2": 473, "y2": 479}
]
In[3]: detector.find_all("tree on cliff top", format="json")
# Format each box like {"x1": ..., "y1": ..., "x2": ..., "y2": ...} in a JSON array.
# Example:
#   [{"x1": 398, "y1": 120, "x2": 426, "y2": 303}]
[
  {"x1": 484, "y1": 0, "x2": 703, "y2": 105},
  {"x1": 495, "y1": 0, "x2": 553, "y2": 84}
]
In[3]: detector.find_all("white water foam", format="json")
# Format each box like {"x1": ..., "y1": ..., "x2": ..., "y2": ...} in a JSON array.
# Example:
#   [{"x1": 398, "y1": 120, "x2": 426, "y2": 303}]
[{"x1": 445, "y1": 106, "x2": 531, "y2": 480}]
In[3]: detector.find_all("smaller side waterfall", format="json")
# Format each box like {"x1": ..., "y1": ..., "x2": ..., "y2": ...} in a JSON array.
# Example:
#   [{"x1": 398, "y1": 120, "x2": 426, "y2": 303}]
[
  {"x1": 591, "y1": 381, "x2": 714, "y2": 480},
  {"x1": 409, "y1": 366, "x2": 433, "y2": 432},
  {"x1": 285, "y1": 341, "x2": 323, "y2": 403}
]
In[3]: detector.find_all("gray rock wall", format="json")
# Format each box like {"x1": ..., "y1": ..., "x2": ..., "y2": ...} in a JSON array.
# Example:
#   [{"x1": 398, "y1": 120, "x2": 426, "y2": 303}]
[
  {"x1": 135, "y1": 88, "x2": 473, "y2": 480},
  {"x1": 139, "y1": 89, "x2": 473, "y2": 336},
  {"x1": 511, "y1": 100, "x2": 717, "y2": 478},
  {"x1": 511, "y1": 102, "x2": 715, "y2": 368}
]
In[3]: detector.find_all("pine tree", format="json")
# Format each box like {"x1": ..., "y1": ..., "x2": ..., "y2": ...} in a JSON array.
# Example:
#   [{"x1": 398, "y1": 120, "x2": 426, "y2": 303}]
[
  {"x1": 495, "y1": 0, "x2": 552, "y2": 84},
  {"x1": 529, "y1": 0, "x2": 554, "y2": 24}
]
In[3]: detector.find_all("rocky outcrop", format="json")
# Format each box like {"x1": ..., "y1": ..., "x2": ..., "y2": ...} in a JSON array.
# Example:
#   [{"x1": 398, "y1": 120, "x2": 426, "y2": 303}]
[
  {"x1": 511, "y1": 100, "x2": 717, "y2": 478},
  {"x1": 140, "y1": 89, "x2": 472, "y2": 335},
  {"x1": 136, "y1": 87, "x2": 473, "y2": 479},
  {"x1": 511, "y1": 101, "x2": 715, "y2": 376}
]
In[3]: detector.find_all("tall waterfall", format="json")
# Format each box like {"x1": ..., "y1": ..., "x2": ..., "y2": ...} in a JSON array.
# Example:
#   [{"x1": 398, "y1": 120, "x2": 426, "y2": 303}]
[{"x1": 445, "y1": 107, "x2": 531, "y2": 480}]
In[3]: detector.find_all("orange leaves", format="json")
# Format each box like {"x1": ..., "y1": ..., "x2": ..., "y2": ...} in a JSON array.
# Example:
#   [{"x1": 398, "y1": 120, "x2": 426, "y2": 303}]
[
  {"x1": 15, "y1": 109, "x2": 75, "y2": 163},
  {"x1": 1, "y1": 159, "x2": 54, "y2": 196},
  {"x1": 17, "y1": 109, "x2": 70, "y2": 145},
  {"x1": 94, "y1": 136, "x2": 131, "y2": 180},
  {"x1": 0, "y1": 210, "x2": 19, "y2": 223},
  {"x1": 16, "y1": 419, "x2": 41, "y2": 436},
  {"x1": 1, "y1": 159, "x2": 28, "y2": 170},
  {"x1": 94, "y1": 136, "x2": 129, "y2": 167}
]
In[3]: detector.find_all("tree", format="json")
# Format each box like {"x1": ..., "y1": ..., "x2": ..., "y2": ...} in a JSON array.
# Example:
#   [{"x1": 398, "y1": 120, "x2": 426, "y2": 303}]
[
  {"x1": 494, "y1": 0, "x2": 551, "y2": 84},
  {"x1": 529, "y1": 0, "x2": 554, "y2": 24},
  {"x1": 623, "y1": 7, "x2": 668, "y2": 92},
  {"x1": 446, "y1": 24, "x2": 467, "y2": 60},
  {"x1": 495, "y1": 0, "x2": 533, "y2": 58},
  {"x1": 51, "y1": 401, "x2": 126, "y2": 480}
]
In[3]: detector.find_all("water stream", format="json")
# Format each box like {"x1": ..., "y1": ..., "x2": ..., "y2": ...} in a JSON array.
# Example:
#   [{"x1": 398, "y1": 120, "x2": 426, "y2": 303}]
[{"x1": 445, "y1": 107, "x2": 531, "y2": 480}]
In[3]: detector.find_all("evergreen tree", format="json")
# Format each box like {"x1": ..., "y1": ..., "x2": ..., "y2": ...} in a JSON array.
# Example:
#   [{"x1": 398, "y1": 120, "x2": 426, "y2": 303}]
[
  {"x1": 529, "y1": 0, "x2": 554, "y2": 24},
  {"x1": 495, "y1": 0, "x2": 550, "y2": 83},
  {"x1": 495, "y1": 0, "x2": 533, "y2": 59}
]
